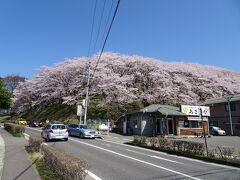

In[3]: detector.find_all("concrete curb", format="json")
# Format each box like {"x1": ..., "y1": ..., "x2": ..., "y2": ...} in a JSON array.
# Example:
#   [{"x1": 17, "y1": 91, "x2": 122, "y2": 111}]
[{"x1": 0, "y1": 133, "x2": 5, "y2": 180}]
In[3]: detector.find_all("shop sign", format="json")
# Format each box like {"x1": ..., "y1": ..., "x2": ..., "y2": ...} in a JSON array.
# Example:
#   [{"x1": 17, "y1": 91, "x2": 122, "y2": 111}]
[{"x1": 181, "y1": 105, "x2": 210, "y2": 116}]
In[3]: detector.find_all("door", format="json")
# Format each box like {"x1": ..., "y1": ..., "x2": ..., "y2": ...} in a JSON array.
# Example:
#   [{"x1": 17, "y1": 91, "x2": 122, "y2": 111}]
[
  {"x1": 156, "y1": 118, "x2": 161, "y2": 134},
  {"x1": 168, "y1": 119, "x2": 173, "y2": 135},
  {"x1": 123, "y1": 121, "x2": 127, "y2": 134}
]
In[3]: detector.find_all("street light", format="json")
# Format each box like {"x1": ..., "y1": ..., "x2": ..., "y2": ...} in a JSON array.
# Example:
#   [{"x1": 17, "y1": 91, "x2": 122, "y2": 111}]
[{"x1": 224, "y1": 95, "x2": 234, "y2": 136}]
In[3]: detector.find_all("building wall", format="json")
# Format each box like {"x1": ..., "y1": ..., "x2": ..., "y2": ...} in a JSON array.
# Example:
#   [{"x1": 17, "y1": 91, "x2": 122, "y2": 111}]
[
  {"x1": 208, "y1": 101, "x2": 240, "y2": 135},
  {"x1": 142, "y1": 114, "x2": 154, "y2": 136},
  {"x1": 117, "y1": 113, "x2": 209, "y2": 137},
  {"x1": 179, "y1": 121, "x2": 209, "y2": 136},
  {"x1": 127, "y1": 113, "x2": 154, "y2": 136}
]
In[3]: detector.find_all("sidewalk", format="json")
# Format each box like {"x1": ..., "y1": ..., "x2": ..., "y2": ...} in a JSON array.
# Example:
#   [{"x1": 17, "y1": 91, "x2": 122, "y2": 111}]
[
  {"x1": 0, "y1": 128, "x2": 40, "y2": 180},
  {"x1": 100, "y1": 132, "x2": 133, "y2": 144}
]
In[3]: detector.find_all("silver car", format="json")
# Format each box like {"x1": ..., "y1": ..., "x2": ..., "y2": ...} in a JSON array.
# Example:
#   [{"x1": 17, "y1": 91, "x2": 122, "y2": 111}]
[
  {"x1": 41, "y1": 123, "x2": 69, "y2": 142},
  {"x1": 209, "y1": 126, "x2": 226, "y2": 136},
  {"x1": 68, "y1": 124, "x2": 99, "y2": 139}
]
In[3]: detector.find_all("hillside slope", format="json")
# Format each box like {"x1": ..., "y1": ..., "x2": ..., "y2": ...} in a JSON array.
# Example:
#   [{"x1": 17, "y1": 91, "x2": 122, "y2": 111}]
[{"x1": 12, "y1": 52, "x2": 240, "y2": 114}]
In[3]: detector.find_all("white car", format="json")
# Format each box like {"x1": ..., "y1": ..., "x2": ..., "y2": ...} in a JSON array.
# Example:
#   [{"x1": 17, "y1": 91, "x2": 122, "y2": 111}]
[
  {"x1": 41, "y1": 123, "x2": 69, "y2": 142},
  {"x1": 209, "y1": 126, "x2": 226, "y2": 136}
]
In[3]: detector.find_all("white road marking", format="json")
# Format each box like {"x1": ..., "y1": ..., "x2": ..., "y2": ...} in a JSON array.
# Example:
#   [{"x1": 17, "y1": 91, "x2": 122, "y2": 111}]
[
  {"x1": 125, "y1": 149, "x2": 183, "y2": 164},
  {"x1": 70, "y1": 138, "x2": 202, "y2": 180},
  {"x1": 151, "y1": 156, "x2": 184, "y2": 164},
  {"x1": 96, "y1": 139, "x2": 240, "y2": 170},
  {"x1": 25, "y1": 129, "x2": 102, "y2": 180},
  {"x1": 85, "y1": 170, "x2": 102, "y2": 180},
  {"x1": 112, "y1": 137, "x2": 119, "y2": 139},
  {"x1": 23, "y1": 133, "x2": 30, "y2": 137},
  {"x1": 25, "y1": 127, "x2": 240, "y2": 170},
  {"x1": 23, "y1": 133, "x2": 30, "y2": 140},
  {"x1": 0, "y1": 133, "x2": 5, "y2": 180}
]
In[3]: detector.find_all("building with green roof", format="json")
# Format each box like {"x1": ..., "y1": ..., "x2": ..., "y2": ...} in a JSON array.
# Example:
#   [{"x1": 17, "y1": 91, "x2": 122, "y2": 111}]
[{"x1": 116, "y1": 104, "x2": 209, "y2": 136}]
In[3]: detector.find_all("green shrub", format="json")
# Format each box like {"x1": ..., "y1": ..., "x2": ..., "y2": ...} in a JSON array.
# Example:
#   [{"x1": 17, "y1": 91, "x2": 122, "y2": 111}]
[
  {"x1": 29, "y1": 134, "x2": 44, "y2": 152},
  {"x1": 157, "y1": 136, "x2": 169, "y2": 150},
  {"x1": 42, "y1": 145, "x2": 89, "y2": 180},
  {"x1": 215, "y1": 146, "x2": 234, "y2": 159},
  {"x1": 133, "y1": 136, "x2": 204, "y2": 155},
  {"x1": 133, "y1": 136, "x2": 147, "y2": 145},
  {"x1": 4, "y1": 122, "x2": 24, "y2": 136},
  {"x1": 169, "y1": 140, "x2": 204, "y2": 155}
]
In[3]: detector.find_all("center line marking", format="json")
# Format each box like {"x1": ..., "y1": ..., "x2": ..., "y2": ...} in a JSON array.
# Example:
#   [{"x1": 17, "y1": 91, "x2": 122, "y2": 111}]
[{"x1": 69, "y1": 138, "x2": 202, "y2": 180}]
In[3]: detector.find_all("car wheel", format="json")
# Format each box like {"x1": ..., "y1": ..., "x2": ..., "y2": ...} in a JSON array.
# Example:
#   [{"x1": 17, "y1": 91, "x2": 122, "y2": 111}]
[
  {"x1": 79, "y1": 133, "x2": 84, "y2": 139},
  {"x1": 64, "y1": 138, "x2": 68, "y2": 141}
]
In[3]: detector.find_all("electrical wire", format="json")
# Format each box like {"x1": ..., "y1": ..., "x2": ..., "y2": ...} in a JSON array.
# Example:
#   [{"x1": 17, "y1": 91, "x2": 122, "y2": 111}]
[
  {"x1": 87, "y1": 0, "x2": 98, "y2": 57},
  {"x1": 93, "y1": 0, "x2": 107, "y2": 52},
  {"x1": 90, "y1": 0, "x2": 121, "y2": 82}
]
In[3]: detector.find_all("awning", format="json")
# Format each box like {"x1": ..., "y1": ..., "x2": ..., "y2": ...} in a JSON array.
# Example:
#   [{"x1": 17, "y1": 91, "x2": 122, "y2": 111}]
[{"x1": 187, "y1": 117, "x2": 208, "y2": 121}]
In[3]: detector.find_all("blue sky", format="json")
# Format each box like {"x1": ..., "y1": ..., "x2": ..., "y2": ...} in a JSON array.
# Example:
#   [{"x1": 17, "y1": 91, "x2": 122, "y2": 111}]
[{"x1": 0, "y1": 0, "x2": 240, "y2": 78}]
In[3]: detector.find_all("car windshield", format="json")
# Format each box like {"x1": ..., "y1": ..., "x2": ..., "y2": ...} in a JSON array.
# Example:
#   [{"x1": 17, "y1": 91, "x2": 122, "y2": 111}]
[
  {"x1": 52, "y1": 125, "x2": 66, "y2": 129},
  {"x1": 79, "y1": 125, "x2": 88, "y2": 129},
  {"x1": 214, "y1": 127, "x2": 222, "y2": 130}
]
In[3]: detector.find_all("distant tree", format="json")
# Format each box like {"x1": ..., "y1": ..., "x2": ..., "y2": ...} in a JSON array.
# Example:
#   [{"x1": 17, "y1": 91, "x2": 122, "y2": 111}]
[
  {"x1": 3, "y1": 75, "x2": 26, "y2": 94},
  {"x1": 0, "y1": 80, "x2": 11, "y2": 109}
]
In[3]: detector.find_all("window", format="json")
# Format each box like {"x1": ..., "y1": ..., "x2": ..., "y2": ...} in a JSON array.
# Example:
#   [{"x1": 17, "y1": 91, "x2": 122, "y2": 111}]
[
  {"x1": 80, "y1": 125, "x2": 88, "y2": 129},
  {"x1": 225, "y1": 103, "x2": 236, "y2": 112},
  {"x1": 178, "y1": 121, "x2": 184, "y2": 128},
  {"x1": 190, "y1": 121, "x2": 202, "y2": 128},
  {"x1": 52, "y1": 125, "x2": 66, "y2": 129}
]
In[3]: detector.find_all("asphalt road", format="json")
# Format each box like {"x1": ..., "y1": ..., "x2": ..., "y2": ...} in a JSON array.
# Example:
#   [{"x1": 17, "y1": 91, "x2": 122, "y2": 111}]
[{"x1": 25, "y1": 127, "x2": 240, "y2": 180}]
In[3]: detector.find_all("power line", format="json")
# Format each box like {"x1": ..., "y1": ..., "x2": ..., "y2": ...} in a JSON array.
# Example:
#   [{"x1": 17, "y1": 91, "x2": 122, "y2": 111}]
[
  {"x1": 87, "y1": 0, "x2": 98, "y2": 56},
  {"x1": 83, "y1": 0, "x2": 121, "y2": 124},
  {"x1": 93, "y1": 0, "x2": 107, "y2": 52},
  {"x1": 99, "y1": 0, "x2": 115, "y2": 51},
  {"x1": 90, "y1": 0, "x2": 121, "y2": 82}
]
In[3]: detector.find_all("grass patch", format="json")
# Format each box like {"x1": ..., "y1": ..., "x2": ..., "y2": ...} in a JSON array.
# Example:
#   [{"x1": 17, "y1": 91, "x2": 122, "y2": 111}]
[
  {"x1": 13, "y1": 132, "x2": 24, "y2": 137},
  {"x1": 21, "y1": 104, "x2": 77, "y2": 123},
  {"x1": 26, "y1": 147, "x2": 61, "y2": 180}
]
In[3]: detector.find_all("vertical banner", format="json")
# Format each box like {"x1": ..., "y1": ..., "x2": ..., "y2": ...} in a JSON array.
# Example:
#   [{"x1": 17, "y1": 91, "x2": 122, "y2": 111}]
[{"x1": 77, "y1": 105, "x2": 83, "y2": 116}]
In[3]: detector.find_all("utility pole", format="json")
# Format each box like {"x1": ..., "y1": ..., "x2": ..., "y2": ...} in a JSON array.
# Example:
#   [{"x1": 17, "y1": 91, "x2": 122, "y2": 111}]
[
  {"x1": 199, "y1": 108, "x2": 208, "y2": 156},
  {"x1": 84, "y1": 61, "x2": 91, "y2": 125},
  {"x1": 224, "y1": 95, "x2": 234, "y2": 136}
]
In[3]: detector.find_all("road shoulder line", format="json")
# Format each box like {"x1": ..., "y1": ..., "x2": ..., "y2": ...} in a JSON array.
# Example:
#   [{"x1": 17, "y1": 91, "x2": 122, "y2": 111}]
[{"x1": 70, "y1": 138, "x2": 202, "y2": 180}]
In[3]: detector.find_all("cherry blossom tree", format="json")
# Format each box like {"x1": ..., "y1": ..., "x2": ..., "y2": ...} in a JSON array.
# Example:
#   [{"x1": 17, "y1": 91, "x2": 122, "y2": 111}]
[{"x1": 12, "y1": 52, "x2": 240, "y2": 114}]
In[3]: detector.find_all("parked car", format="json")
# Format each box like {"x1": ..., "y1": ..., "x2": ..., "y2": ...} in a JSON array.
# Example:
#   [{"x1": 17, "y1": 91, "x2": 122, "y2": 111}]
[
  {"x1": 15, "y1": 118, "x2": 27, "y2": 125},
  {"x1": 209, "y1": 126, "x2": 226, "y2": 136},
  {"x1": 41, "y1": 123, "x2": 68, "y2": 142},
  {"x1": 29, "y1": 119, "x2": 43, "y2": 127},
  {"x1": 68, "y1": 124, "x2": 99, "y2": 139},
  {"x1": 98, "y1": 124, "x2": 109, "y2": 131}
]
